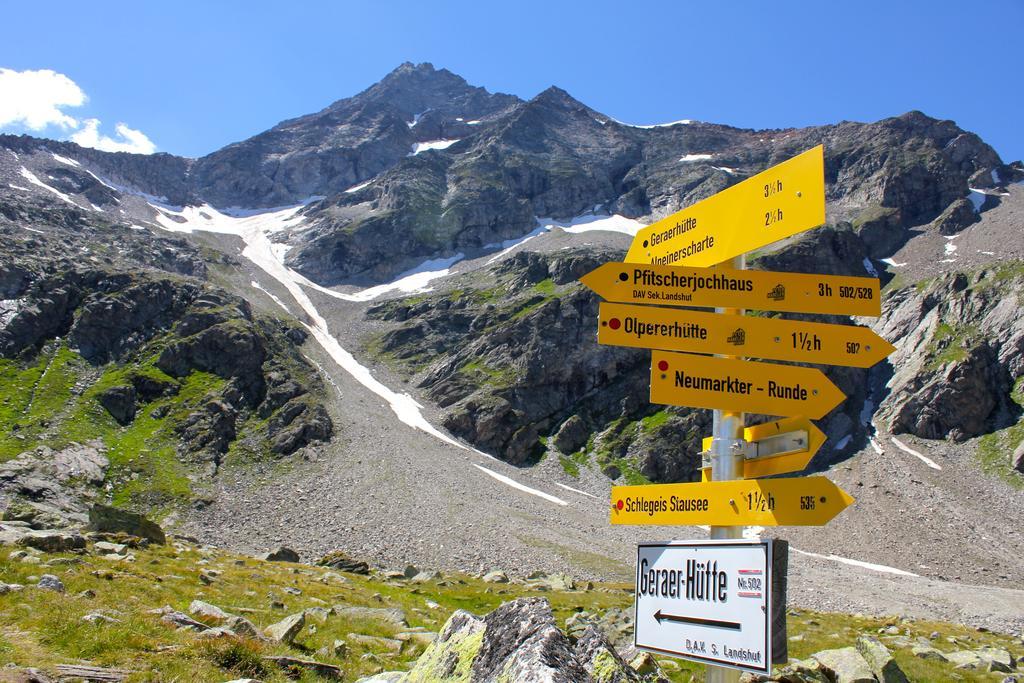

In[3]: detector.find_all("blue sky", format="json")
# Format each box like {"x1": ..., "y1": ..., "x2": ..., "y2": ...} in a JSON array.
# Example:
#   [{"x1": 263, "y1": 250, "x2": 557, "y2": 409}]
[{"x1": 1, "y1": 0, "x2": 1020, "y2": 162}]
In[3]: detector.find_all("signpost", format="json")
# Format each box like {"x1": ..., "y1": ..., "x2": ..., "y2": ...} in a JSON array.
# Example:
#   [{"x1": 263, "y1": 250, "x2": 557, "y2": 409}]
[
  {"x1": 599, "y1": 302, "x2": 895, "y2": 367},
  {"x1": 580, "y1": 262, "x2": 882, "y2": 317},
  {"x1": 611, "y1": 477, "x2": 854, "y2": 527},
  {"x1": 580, "y1": 145, "x2": 892, "y2": 679},
  {"x1": 625, "y1": 146, "x2": 825, "y2": 268},
  {"x1": 649, "y1": 351, "x2": 846, "y2": 419},
  {"x1": 634, "y1": 540, "x2": 788, "y2": 675},
  {"x1": 699, "y1": 417, "x2": 827, "y2": 480}
]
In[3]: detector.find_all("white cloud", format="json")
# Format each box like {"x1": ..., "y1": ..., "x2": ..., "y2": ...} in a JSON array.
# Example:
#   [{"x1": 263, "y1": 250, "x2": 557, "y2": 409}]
[
  {"x1": 70, "y1": 118, "x2": 157, "y2": 154},
  {"x1": 0, "y1": 67, "x2": 157, "y2": 155},
  {"x1": 0, "y1": 68, "x2": 86, "y2": 130}
]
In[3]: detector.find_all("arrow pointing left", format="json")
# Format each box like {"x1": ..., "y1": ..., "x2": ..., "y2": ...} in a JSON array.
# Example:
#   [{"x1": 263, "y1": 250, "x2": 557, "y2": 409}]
[{"x1": 654, "y1": 609, "x2": 743, "y2": 630}]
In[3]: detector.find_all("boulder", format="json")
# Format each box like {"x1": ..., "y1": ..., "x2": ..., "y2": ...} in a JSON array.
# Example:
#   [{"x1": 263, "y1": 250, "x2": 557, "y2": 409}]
[
  {"x1": 812, "y1": 647, "x2": 877, "y2": 683},
  {"x1": 258, "y1": 546, "x2": 299, "y2": 563},
  {"x1": 574, "y1": 625, "x2": 642, "y2": 681},
  {"x1": 36, "y1": 574, "x2": 65, "y2": 593},
  {"x1": 93, "y1": 541, "x2": 128, "y2": 554},
  {"x1": 346, "y1": 633, "x2": 403, "y2": 653},
  {"x1": 224, "y1": 615, "x2": 262, "y2": 640},
  {"x1": 87, "y1": 505, "x2": 166, "y2": 545},
  {"x1": 932, "y1": 197, "x2": 980, "y2": 235},
  {"x1": 976, "y1": 647, "x2": 1015, "y2": 673},
  {"x1": 97, "y1": 385, "x2": 137, "y2": 425},
  {"x1": 354, "y1": 674, "x2": 405, "y2": 683},
  {"x1": 912, "y1": 645, "x2": 947, "y2": 661},
  {"x1": 482, "y1": 570, "x2": 509, "y2": 583},
  {"x1": 189, "y1": 599, "x2": 231, "y2": 623},
  {"x1": 157, "y1": 607, "x2": 211, "y2": 631},
  {"x1": 1012, "y1": 441, "x2": 1024, "y2": 473},
  {"x1": 855, "y1": 635, "x2": 909, "y2": 682},
  {"x1": 264, "y1": 612, "x2": 305, "y2": 645},
  {"x1": 263, "y1": 656, "x2": 341, "y2": 680},
  {"x1": 402, "y1": 609, "x2": 486, "y2": 680},
  {"x1": 946, "y1": 650, "x2": 985, "y2": 670},
  {"x1": 17, "y1": 530, "x2": 85, "y2": 553},
  {"x1": 772, "y1": 658, "x2": 833, "y2": 683},
  {"x1": 317, "y1": 550, "x2": 369, "y2": 574},
  {"x1": 552, "y1": 415, "x2": 589, "y2": 454},
  {"x1": 470, "y1": 598, "x2": 587, "y2": 681},
  {"x1": 332, "y1": 606, "x2": 408, "y2": 627}
]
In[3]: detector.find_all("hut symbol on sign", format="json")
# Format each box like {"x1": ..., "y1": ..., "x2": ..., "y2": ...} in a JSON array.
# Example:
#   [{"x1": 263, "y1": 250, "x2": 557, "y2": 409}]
[{"x1": 767, "y1": 284, "x2": 786, "y2": 301}]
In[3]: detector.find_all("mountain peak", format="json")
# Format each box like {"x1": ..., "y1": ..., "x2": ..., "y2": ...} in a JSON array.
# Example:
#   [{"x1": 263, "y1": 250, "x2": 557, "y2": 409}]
[
  {"x1": 527, "y1": 85, "x2": 595, "y2": 114},
  {"x1": 384, "y1": 61, "x2": 441, "y2": 79}
]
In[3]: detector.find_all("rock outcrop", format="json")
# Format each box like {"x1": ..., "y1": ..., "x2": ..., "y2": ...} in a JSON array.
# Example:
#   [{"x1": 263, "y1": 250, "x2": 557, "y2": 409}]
[
  {"x1": 364, "y1": 597, "x2": 663, "y2": 682},
  {"x1": 876, "y1": 264, "x2": 1024, "y2": 440}
]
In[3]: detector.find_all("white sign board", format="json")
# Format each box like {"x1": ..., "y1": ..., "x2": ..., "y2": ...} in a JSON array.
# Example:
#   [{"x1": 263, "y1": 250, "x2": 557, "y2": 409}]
[{"x1": 634, "y1": 539, "x2": 780, "y2": 674}]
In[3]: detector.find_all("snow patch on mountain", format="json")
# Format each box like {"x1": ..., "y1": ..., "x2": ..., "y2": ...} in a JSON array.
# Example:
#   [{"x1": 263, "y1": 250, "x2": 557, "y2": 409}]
[
  {"x1": 540, "y1": 214, "x2": 644, "y2": 236},
  {"x1": 51, "y1": 153, "x2": 80, "y2": 167},
  {"x1": 621, "y1": 118, "x2": 693, "y2": 128},
  {"x1": 19, "y1": 167, "x2": 80, "y2": 207},
  {"x1": 410, "y1": 139, "x2": 459, "y2": 155}
]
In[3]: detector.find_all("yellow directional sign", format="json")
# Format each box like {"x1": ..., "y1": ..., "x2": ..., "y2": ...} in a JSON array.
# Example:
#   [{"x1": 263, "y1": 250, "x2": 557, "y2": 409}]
[
  {"x1": 599, "y1": 302, "x2": 894, "y2": 368},
  {"x1": 650, "y1": 351, "x2": 846, "y2": 419},
  {"x1": 579, "y1": 262, "x2": 882, "y2": 317},
  {"x1": 700, "y1": 417, "x2": 827, "y2": 480},
  {"x1": 610, "y1": 476, "x2": 854, "y2": 526},
  {"x1": 625, "y1": 146, "x2": 825, "y2": 268}
]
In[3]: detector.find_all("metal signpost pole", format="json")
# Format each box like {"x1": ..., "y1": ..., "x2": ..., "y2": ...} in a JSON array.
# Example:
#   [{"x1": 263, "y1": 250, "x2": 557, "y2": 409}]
[{"x1": 707, "y1": 253, "x2": 747, "y2": 683}]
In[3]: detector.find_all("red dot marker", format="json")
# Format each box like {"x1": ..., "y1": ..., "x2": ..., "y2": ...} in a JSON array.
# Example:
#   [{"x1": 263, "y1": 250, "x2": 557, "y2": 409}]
[
  {"x1": 609, "y1": 318, "x2": 621, "y2": 330},
  {"x1": 616, "y1": 499, "x2": 624, "y2": 510},
  {"x1": 657, "y1": 360, "x2": 669, "y2": 371}
]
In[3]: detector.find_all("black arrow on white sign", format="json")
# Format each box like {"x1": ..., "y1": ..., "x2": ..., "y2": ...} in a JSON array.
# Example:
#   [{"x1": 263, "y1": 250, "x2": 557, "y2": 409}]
[{"x1": 654, "y1": 610, "x2": 742, "y2": 631}]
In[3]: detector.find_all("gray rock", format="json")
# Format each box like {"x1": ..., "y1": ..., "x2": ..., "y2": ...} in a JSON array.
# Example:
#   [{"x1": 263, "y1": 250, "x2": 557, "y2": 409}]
[
  {"x1": 332, "y1": 606, "x2": 408, "y2": 626},
  {"x1": 97, "y1": 385, "x2": 136, "y2": 425},
  {"x1": 36, "y1": 574, "x2": 65, "y2": 592},
  {"x1": 304, "y1": 607, "x2": 331, "y2": 624},
  {"x1": 856, "y1": 635, "x2": 909, "y2": 683},
  {"x1": 189, "y1": 599, "x2": 231, "y2": 623},
  {"x1": 482, "y1": 570, "x2": 509, "y2": 583},
  {"x1": 224, "y1": 615, "x2": 262, "y2": 640},
  {"x1": 263, "y1": 655, "x2": 341, "y2": 680},
  {"x1": 812, "y1": 646, "x2": 877, "y2": 683},
  {"x1": 347, "y1": 633, "x2": 404, "y2": 653},
  {"x1": 316, "y1": 550, "x2": 369, "y2": 574},
  {"x1": 264, "y1": 612, "x2": 305, "y2": 644},
  {"x1": 159, "y1": 608, "x2": 211, "y2": 631},
  {"x1": 1012, "y1": 441, "x2": 1024, "y2": 473},
  {"x1": 470, "y1": 597, "x2": 587, "y2": 681},
  {"x1": 82, "y1": 613, "x2": 119, "y2": 624},
  {"x1": 552, "y1": 415, "x2": 589, "y2": 453},
  {"x1": 354, "y1": 674, "x2": 405, "y2": 683},
  {"x1": 772, "y1": 658, "x2": 833, "y2": 683},
  {"x1": 403, "y1": 609, "x2": 486, "y2": 680},
  {"x1": 932, "y1": 197, "x2": 980, "y2": 235},
  {"x1": 976, "y1": 646, "x2": 1015, "y2": 673},
  {"x1": 946, "y1": 649, "x2": 985, "y2": 670},
  {"x1": 17, "y1": 530, "x2": 86, "y2": 553},
  {"x1": 87, "y1": 505, "x2": 166, "y2": 545},
  {"x1": 574, "y1": 625, "x2": 642, "y2": 681},
  {"x1": 93, "y1": 541, "x2": 128, "y2": 554},
  {"x1": 258, "y1": 546, "x2": 299, "y2": 563},
  {"x1": 911, "y1": 644, "x2": 947, "y2": 661}
]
